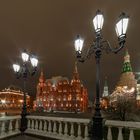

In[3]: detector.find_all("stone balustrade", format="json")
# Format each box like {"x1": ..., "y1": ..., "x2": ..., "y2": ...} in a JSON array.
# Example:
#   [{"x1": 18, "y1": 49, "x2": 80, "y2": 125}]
[
  {"x1": 0, "y1": 115, "x2": 21, "y2": 139},
  {"x1": 105, "y1": 120, "x2": 140, "y2": 140},
  {"x1": 26, "y1": 115, "x2": 90, "y2": 140},
  {"x1": 1, "y1": 115, "x2": 140, "y2": 140}
]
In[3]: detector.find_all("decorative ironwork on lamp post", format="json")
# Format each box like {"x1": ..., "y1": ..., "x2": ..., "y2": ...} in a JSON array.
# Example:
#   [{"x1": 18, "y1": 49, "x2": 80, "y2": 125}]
[
  {"x1": 74, "y1": 10, "x2": 129, "y2": 140},
  {"x1": 12, "y1": 49, "x2": 38, "y2": 133}
]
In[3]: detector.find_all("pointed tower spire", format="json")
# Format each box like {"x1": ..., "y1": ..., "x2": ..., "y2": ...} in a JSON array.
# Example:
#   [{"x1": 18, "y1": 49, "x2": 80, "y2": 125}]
[
  {"x1": 73, "y1": 61, "x2": 80, "y2": 80},
  {"x1": 102, "y1": 77, "x2": 109, "y2": 97},
  {"x1": 39, "y1": 69, "x2": 44, "y2": 83},
  {"x1": 122, "y1": 49, "x2": 132, "y2": 73},
  {"x1": 74, "y1": 61, "x2": 78, "y2": 73}
]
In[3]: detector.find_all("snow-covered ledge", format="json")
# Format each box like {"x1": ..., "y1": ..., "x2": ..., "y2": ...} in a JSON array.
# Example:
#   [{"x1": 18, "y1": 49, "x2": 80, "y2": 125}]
[
  {"x1": 0, "y1": 115, "x2": 21, "y2": 139},
  {"x1": 26, "y1": 115, "x2": 90, "y2": 140},
  {"x1": 105, "y1": 120, "x2": 140, "y2": 140}
]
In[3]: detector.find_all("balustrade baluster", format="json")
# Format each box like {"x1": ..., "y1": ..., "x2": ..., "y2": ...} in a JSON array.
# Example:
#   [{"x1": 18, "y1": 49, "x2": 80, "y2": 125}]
[
  {"x1": 118, "y1": 127, "x2": 123, "y2": 140},
  {"x1": 48, "y1": 120, "x2": 52, "y2": 134},
  {"x1": 53, "y1": 121, "x2": 57, "y2": 135},
  {"x1": 64, "y1": 121, "x2": 68, "y2": 137},
  {"x1": 9, "y1": 120, "x2": 13, "y2": 133},
  {"x1": 15, "y1": 119, "x2": 19, "y2": 131},
  {"x1": 31, "y1": 119, "x2": 34, "y2": 130},
  {"x1": 70, "y1": 122, "x2": 75, "y2": 139},
  {"x1": 59, "y1": 121, "x2": 62, "y2": 136},
  {"x1": 39, "y1": 120, "x2": 43, "y2": 131},
  {"x1": 107, "y1": 126, "x2": 112, "y2": 140},
  {"x1": 27, "y1": 119, "x2": 31, "y2": 130},
  {"x1": 43, "y1": 120, "x2": 47, "y2": 131},
  {"x1": 77, "y1": 123, "x2": 82, "y2": 140},
  {"x1": 1, "y1": 121, "x2": 5, "y2": 135},
  {"x1": 35, "y1": 120, "x2": 38, "y2": 130},
  {"x1": 83, "y1": 123, "x2": 89, "y2": 140},
  {"x1": 129, "y1": 128, "x2": 135, "y2": 140}
]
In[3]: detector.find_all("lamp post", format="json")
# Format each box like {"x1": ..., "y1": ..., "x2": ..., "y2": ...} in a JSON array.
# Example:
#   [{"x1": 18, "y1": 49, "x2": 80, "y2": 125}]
[
  {"x1": 12, "y1": 49, "x2": 38, "y2": 133},
  {"x1": 74, "y1": 10, "x2": 129, "y2": 140}
]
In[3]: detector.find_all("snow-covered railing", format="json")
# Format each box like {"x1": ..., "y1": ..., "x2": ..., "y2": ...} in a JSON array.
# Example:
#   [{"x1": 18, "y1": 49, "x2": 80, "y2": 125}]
[
  {"x1": 105, "y1": 120, "x2": 140, "y2": 140},
  {"x1": 26, "y1": 115, "x2": 90, "y2": 140},
  {"x1": 0, "y1": 115, "x2": 21, "y2": 139}
]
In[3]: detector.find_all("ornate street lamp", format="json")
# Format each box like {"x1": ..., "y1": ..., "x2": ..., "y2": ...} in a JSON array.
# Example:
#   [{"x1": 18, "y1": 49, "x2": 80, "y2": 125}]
[
  {"x1": 74, "y1": 10, "x2": 129, "y2": 140},
  {"x1": 12, "y1": 49, "x2": 38, "y2": 133}
]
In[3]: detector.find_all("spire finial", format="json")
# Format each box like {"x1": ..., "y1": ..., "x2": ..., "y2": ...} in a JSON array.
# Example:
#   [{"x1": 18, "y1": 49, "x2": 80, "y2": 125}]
[
  {"x1": 75, "y1": 61, "x2": 78, "y2": 73},
  {"x1": 104, "y1": 76, "x2": 108, "y2": 87},
  {"x1": 39, "y1": 68, "x2": 44, "y2": 83}
]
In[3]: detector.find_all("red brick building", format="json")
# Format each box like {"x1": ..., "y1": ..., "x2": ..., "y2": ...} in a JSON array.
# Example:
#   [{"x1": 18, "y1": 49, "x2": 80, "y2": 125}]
[{"x1": 33, "y1": 63, "x2": 88, "y2": 112}]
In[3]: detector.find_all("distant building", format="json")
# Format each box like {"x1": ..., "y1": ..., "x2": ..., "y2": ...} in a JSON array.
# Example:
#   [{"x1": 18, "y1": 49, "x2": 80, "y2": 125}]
[
  {"x1": 0, "y1": 85, "x2": 30, "y2": 111},
  {"x1": 136, "y1": 84, "x2": 140, "y2": 107},
  {"x1": 34, "y1": 63, "x2": 88, "y2": 112},
  {"x1": 100, "y1": 50, "x2": 139, "y2": 108},
  {"x1": 110, "y1": 50, "x2": 137, "y2": 104},
  {"x1": 101, "y1": 78, "x2": 109, "y2": 109}
]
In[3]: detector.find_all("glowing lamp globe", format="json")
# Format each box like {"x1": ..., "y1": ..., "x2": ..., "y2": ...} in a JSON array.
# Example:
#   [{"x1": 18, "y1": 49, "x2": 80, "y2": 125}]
[
  {"x1": 115, "y1": 12, "x2": 129, "y2": 38},
  {"x1": 93, "y1": 10, "x2": 104, "y2": 33},
  {"x1": 13, "y1": 64, "x2": 20, "y2": 72},
  {"x1": 21, "y1": 50, "x2": 29, "y2": 62},
  {"x1": 74, "y1": 35, "x2": 84, "y2": 53},
  {"x1": 30, "y1": 57, "x2": 38, "y2": 67}
]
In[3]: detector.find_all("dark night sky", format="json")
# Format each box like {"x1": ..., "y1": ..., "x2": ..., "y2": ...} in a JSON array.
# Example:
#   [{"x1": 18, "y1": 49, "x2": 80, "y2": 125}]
[{"x1": 0, "y1": 0, "x2": 140, "y2": 100}]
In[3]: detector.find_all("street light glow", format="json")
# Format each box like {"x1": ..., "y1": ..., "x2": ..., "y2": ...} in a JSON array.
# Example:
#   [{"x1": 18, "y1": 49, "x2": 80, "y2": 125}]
[
  {"x1": 21, "y1": 51, "x2": 29, "y2": 62},
  {"x1": 30, "y1": 57, "x2": 38, "y2": 67},
  {"x1": 115, "y1": 12, "x2": 129, "y2": 38},
  {"x1": 74, "y1": 35, "x2": 84, "y2": 53},
  {"x1": 13, "y1": 64, "x2": 20, "y2": 72},
  {"x1": 93, "y1": 10, "x2": 104, "y2": 33}
]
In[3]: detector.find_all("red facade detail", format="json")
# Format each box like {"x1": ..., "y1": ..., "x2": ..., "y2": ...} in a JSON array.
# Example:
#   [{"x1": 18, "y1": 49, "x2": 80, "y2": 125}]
[{"x1": 34, "y1": 64, "x2": 88, "y2": 112}]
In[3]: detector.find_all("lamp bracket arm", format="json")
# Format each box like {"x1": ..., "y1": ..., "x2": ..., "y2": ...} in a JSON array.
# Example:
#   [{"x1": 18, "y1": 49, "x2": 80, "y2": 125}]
[
  {"x1": 101, "y1": 40, "x2": 113, "y2": 53},
  {"x1": 77, "y1": 42, "x2": 95, "y2": 63},
  {"x1": 86, "y1": 43, "x2": 96, "y2": 59},
  {"x1": 101, "y1": 38, "x2": 125, "y2": 54},
  {"x1": 16, "y1": 72, "x2": 21, "y2": 79},
  {"x1": 113, "y1": 38, "x2": 126, "y2": 54}
]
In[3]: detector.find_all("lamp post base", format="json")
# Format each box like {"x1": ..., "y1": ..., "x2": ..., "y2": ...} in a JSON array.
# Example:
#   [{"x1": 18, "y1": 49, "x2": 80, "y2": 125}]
[
  {"x1": 20, "y1": 114, "x2": 27, "y2": 133},
  {"x1": 90, "y1": 116, "x2": 103, "y2": 140},
  {"x1": 20, "y1": 104, "x2": 27, "y2": 133}
]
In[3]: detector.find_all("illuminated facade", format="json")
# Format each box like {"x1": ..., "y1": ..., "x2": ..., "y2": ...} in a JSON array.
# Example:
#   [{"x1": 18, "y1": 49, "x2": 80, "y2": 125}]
[
  {"x1": 100, "y1": 50, "x2": 139, "y2": 108},
  {"x1": 0, "y1": 85, "x2": 30, "y2": 110},
  {"x1": 110, "y1": 50, "x2": 137, "y2": 104},
  {"x1": 136, "y1": 84, "x2": 140, "y2": 106},
  {"x1": 34, "y1": 63, "x2": 88, "y2": 112}
]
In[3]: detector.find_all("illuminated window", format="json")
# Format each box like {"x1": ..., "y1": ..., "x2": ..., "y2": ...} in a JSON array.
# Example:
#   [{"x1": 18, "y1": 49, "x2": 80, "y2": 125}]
[
  {"x1": 76, "y1": 95, "x2": 80, "y2": 100},
  {"x1": 68, "y1": 95, "x2": 72, "y2": 101},
  {"x1": 63, "y1": 89, "x2": 67, "y2": 92}
]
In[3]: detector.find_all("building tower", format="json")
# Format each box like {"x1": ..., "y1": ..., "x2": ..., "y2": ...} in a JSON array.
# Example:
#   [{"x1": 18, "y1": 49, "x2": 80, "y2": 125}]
[
  {"x1": 102, "y1": 77, "x2": 109, "y2": 97},
  {"x1": 117, "y1": 49, "x2": 137, "y2": 89},
  {"x1": 101, "y1": 77, "x2": 109, "y2": 109},
  {"x1": 110, "y1": 49, "x2": 137, "y2": 103},
  {"x1": 71, "y1": 62, "x2": 88, "y2": 112},
  {"x1": 71, "y1": 61, "x2": 80, "y2": 83},
  {"x1": 35, "y1": 70, "x2": 46, "y2": 108}
]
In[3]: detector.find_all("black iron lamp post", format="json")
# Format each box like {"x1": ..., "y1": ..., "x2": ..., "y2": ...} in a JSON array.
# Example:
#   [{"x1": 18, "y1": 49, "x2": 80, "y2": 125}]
[
  {"x1": 74, "y1": 10, "x2": 129, "y2": 140},
  {"x1": 12, "y1": 49, "x2": 38, "y2": 133}
]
